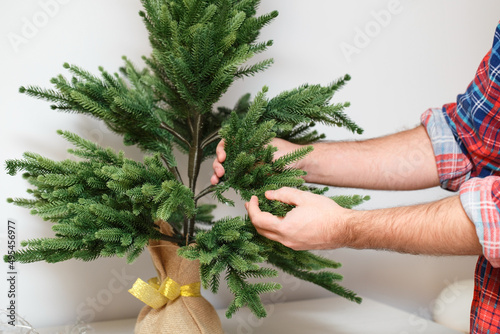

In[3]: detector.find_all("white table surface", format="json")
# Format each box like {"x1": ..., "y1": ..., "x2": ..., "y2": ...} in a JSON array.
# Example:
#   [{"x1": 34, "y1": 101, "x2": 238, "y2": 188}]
[{"x1": 37, "y1": 296, "x2": 462, "y2": 334}]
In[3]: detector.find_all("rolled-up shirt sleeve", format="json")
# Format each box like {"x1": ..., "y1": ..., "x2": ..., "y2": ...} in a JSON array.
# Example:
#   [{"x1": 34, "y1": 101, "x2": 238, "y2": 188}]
[
  {"x1": 460, "y1": 176, "x2": 500, "y2": 267},
  {"x1": 422, "y1": 107, "x2": 500, "y2": 266},
  {"x1": 421, "y1": 107, "x2": 473, "y2": 191}
]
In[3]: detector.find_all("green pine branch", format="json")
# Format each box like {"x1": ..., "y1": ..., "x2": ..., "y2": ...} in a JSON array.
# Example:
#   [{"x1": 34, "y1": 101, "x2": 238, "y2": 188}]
[
  {"x1": 184, "y1": 86, "x2": 367, "y2": 317},
  {"x1": 4, "y1": 131, "x2": 187, "y2": 264}
]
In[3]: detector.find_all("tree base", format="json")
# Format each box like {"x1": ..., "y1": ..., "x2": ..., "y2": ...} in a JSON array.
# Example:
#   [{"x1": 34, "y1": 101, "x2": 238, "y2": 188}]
[{"x1": 134, "y1": 222, "x2": 223, "y2": 334}]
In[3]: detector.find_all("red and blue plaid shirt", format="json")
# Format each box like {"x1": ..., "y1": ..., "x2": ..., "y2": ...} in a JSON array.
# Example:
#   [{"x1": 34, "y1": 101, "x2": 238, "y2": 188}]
[{"x1": 421, "y1": 21, "x2": 500, "y2": 333}]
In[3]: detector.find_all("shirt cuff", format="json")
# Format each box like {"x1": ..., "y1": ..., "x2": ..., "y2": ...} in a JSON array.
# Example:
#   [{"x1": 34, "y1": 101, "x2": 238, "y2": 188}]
[
  {"x1": 460, "y1": 176, "x2": 500, "y2": 267},
  {"x1": 421, "y1": 108, "x2": 472, "y2": 191}
]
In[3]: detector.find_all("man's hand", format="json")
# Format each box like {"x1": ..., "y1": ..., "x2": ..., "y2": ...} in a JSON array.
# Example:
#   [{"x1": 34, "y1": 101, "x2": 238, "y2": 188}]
[
  {"x1": 246, "y1": 188, "x2": 483, "y2": 256},
  {"x1": 210, "y1": 138, "x2": 303, "y2": 185},
  {"x1": 245, "y1": 187, "x2": 351, "y2": 250}
]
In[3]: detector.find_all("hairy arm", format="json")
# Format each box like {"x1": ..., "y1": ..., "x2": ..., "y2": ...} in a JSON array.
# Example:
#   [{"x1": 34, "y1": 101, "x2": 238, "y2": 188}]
[
  {"x1": 213, "y1": 125, "x2": 438, "y2": 190},
  {"x1": 299, "y1": 125, "x2": 440, "y2": 190},
  {"x1": 247, "y1": 188, "x2": 482, "y2": 255},
  {"x1": 347, "y1": 195, "x2": 481, "y2": 255}
]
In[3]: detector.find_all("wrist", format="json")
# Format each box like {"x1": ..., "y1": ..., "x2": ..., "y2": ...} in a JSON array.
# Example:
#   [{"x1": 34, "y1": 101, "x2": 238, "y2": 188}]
[
  {"x1": 321, "y1": 204, "x2": 362, "y2": 250},
  {"x1": 298, "y1": 143, "x2": 322, "y2": 182},
  {"x1": 340, "y1": 209, "x2": 366, "y2": 250}
]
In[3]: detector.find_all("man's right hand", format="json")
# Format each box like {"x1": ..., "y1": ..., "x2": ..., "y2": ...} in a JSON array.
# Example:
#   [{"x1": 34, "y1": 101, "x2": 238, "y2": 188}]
[{"x1": 210, "y1": 138, "x2": 303, "y2": 185}]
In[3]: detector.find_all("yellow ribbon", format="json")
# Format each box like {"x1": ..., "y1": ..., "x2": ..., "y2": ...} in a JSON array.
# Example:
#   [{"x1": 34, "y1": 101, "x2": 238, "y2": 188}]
[{"x1": 128, "y1": 277, "x2": 201, "y2": 309}]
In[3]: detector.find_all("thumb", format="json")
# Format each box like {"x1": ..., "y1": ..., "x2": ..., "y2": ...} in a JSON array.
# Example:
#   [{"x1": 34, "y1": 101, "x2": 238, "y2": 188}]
[{"x1": 265, "y1": 187, "x2": 309, "y2": 206}]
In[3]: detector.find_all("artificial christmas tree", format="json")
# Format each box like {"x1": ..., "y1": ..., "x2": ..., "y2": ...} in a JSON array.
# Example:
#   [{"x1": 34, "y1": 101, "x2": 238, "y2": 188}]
[{"x1": 5, "y1": 0, "x2": 368, "y2": 331}]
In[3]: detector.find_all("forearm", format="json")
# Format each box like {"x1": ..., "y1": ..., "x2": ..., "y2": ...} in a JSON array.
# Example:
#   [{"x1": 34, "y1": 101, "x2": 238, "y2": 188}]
[
  {"x1": 345, "y1": 195, "x2": 482, "y2": 256},
  {"x1": 300, "y1": 125, "x2": 440, "y2": 190}
]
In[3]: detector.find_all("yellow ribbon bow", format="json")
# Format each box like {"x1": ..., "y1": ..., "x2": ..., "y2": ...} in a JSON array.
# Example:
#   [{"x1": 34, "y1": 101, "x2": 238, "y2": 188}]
[{"x1": 128, "y1": 277, "x2": 201, "y2": 309}]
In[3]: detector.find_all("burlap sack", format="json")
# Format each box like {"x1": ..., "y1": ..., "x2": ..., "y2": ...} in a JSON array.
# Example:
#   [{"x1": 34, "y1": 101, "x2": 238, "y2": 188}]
[{"x1": 134, "y1": 223, "x2": 223, "y2": 334}]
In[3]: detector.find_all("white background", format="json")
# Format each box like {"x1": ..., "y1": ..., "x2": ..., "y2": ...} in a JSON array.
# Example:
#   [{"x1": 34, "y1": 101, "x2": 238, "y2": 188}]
[{"x1": 1, "y1": 0, "x2": 498, "y2": 329}]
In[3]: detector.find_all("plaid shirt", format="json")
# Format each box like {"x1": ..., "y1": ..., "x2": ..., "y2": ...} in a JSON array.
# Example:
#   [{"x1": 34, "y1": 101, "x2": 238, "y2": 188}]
[{"x1": 421, "y1": 21, "x2": 500, "y2": 333}]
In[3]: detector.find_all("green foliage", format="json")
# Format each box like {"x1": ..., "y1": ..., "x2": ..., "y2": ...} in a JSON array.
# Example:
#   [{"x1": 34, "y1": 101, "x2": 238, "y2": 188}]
[
  {"x1": 264, "y1": 76, "x2": 363, "y2": 144},
  {"x1": 6, "y1": 0, "x2": 368, "y2": 320},
  {"x1": 139, "y1": 0, "x2": 278, "y2": 114},
  {"x1": 331, "y1": 194, "x2": 371, "y2": 209},
  {"x1": 189, "y1": 95, "x2": 366, "y2": 317},
  {"x1": 180, "y1": 213, "x2": 364, "y2": 318},
  {"x1": 5, "y1": 131, "x2": 186, "y2": 263},
  {"x1": 179, "y1": 216, "x2": 280, "y2": 318}
]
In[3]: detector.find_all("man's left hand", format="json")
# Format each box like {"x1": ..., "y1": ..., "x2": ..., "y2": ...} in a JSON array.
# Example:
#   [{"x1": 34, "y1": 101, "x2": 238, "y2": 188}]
[{"x1": 245, "y1": 187, "x2": 351, "y2": 250}]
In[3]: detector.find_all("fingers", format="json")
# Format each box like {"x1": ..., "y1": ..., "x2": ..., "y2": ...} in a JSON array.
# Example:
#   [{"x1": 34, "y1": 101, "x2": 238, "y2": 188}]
[
  {"x1": 216, "y1": 139, "x2": 226, "y2": 164},
  {"x1": 210, "y1": 173, "x2": 220, "y2": 185},
  {"x1": 245, "y1": 189, "x2": 340, "y2": 251},
  {"x1": 211, "y1": 157, "x2": 225, "y2": 185},
  {"x1": 246, "y1": 196, "x2": 277, "y2": 226},
  {"x1": 211, "y1": 140, "x2": 226, "y2": 185},
  {"x1": 246, "y1": 196, "x2": 282, "y2": 237},
  {"x1": 247, "y1": 188, "x2": 311, "y2": 230},
  {"x1": 265, "y1": 187, "x2": 309, "y2": 206}
]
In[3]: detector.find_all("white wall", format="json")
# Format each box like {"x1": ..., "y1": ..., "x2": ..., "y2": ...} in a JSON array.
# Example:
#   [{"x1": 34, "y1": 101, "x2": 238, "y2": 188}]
[{"x1": 1, "y1": 0, "x2": 498, "y2": 329}]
